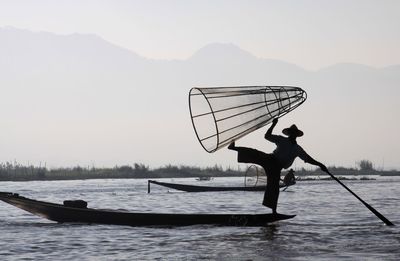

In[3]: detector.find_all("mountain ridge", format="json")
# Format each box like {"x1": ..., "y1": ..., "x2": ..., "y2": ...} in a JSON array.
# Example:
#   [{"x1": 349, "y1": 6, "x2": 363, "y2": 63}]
[
  {"x1": 2, "y1": 27, "x2": 398, "y2": 71},
  {"x1": 0, "y1": 26, "x2": 399, "y2": 169}
]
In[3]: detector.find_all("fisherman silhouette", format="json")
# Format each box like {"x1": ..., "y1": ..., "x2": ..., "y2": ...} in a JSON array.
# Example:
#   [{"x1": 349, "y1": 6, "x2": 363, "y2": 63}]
[
  {"x1": 282, "y1": 169, "x2": 296, "y2": 186},
  {"x1": 228, "y1": 118, "x2": 327, "y2": 214}
]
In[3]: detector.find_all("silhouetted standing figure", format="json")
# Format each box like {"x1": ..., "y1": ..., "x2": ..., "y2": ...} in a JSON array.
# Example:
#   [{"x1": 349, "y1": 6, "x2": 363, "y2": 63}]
[{"x1": 228, "y1": 118, "x2": 327, "y2": 214}]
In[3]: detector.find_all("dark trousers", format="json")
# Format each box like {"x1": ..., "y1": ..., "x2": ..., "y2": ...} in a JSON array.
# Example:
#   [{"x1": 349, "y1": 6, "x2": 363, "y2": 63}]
[{"x1": 234, "y1": 147, "x2": 282, "y2": 211}]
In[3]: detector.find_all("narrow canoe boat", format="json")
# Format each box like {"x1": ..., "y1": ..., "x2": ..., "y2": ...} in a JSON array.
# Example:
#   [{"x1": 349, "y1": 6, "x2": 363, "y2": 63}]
[
  {"x1": 0, "y1": 192, "x2": 295, "y2": 227},
  {"x1": 147, "y1": 180, "x2": 294, "y2": 193}
]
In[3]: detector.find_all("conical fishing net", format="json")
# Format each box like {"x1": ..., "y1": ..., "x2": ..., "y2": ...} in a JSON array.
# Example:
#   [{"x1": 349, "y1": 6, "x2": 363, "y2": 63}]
[
  {"x1": 244, "y1": 165, "x2": 266, "y2": 187},
  {"x1": 189, "y1": 86, "x2": 307, "y2": 153}
]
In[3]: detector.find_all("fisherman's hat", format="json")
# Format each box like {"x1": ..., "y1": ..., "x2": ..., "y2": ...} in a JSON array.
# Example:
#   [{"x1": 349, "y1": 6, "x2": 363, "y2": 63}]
[{"x1": 282, "y1": 124, "x2": 304, "y2": 137}]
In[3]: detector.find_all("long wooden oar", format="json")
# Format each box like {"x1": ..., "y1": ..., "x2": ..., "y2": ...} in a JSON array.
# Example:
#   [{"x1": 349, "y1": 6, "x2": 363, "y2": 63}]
[{"x1": 325, "y1": 170, "x2": 394, "y2": 226}]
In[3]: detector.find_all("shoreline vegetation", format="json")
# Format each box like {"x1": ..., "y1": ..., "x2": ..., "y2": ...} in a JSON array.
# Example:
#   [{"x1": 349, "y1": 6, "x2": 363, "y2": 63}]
[{"x1": 0, "y1": 161, "x2": 399, "y2": 182}]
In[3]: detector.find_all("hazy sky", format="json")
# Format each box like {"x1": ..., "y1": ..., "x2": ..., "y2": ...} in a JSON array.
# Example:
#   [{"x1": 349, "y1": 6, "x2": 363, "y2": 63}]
[
  {"x1": 1, "y1": 0, "x2": 399, "y2": 70},
  {"x1": 1, "y1": 1, "x2": 399, "y2": 169}
]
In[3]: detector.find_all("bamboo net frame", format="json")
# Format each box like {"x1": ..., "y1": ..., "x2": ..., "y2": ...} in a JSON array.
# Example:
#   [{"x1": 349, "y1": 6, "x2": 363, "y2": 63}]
[
  {"x1": 189, "y1": 86, "x2": 307, "y2": 153},
  {"x1": 244, "y1": 165, "x2": 267, "y2": 187}
]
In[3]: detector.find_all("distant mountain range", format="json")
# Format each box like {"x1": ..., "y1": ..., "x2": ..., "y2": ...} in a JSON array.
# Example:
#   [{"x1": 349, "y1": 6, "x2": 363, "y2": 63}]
[{"x1": 1, "y1": 27, "x2": 399, "y2": 169}]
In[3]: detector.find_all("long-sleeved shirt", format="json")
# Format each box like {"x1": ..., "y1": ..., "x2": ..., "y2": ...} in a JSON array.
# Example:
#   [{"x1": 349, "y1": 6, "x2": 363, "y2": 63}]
[{"x1": 266, "y1": 134, "x2": 310, "y2": 169}]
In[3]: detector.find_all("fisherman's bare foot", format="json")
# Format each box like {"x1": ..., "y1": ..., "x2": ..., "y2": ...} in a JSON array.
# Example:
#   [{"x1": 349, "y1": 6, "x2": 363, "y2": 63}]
[
  {"x1": 228, "y1": 141, "x2": 236, "y2": 150},
  {"x1": 262, "y1": 202, "x2": 277, "y2": 214}
]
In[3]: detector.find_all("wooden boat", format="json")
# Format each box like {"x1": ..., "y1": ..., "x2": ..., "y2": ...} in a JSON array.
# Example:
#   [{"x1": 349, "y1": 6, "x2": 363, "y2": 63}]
[
  {"x1": 147, "y1": 180, "x2": 294, "y2": 193},
  {"x1": 0, "y1": 192, "x2": 295, "y2": 227},
  {"x1": 196, "y1": 176, "x2": 213, "y2": 181}
]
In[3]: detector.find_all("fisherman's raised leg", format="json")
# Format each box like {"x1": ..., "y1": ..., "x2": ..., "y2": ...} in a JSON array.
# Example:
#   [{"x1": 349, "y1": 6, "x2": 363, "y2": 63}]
[{"x1": 228, "y1": 142, "x2": 267, "y2": 165}]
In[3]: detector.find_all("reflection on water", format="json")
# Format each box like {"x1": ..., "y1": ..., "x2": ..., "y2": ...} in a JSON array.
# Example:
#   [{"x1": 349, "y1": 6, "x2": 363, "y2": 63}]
[{"x1": 0, "y1": 176, "x2": 399, "y2": 260}]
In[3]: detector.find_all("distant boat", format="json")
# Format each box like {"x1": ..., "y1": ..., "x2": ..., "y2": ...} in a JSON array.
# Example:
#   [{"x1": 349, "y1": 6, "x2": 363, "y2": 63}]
[
  {"x1": 0, "y1": 192, "x2": 295, "y2": 227},
  {"x1": 359, "y1": 176, "x2": 376, "y2": 180},
  {"x1": 147, "y1": 179, "x2": 294, "y2": 193},
  {"x1": 196, "y1": 177, "x2": 213, "y2": 181},
  {"x1": 147, "y1": 166, "x2": 296, "y2": 193}
]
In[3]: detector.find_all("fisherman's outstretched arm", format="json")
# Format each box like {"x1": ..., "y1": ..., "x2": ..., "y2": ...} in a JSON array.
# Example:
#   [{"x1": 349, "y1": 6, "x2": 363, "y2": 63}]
[
  {"x1": 304, "y1": 154, "x2": 328, "y2": 172},
  {"x1": 299, "y1": 149, "x2": 328, "y2": 172},
  {"x1": 265, "y1": 118, "x2": 278, "y2": 141}
]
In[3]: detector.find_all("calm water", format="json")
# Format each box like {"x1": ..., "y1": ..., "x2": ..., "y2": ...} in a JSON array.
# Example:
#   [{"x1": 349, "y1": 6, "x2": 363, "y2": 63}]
[{"x1": 0, "y1": 176, "x2": 399, "y2": 260}]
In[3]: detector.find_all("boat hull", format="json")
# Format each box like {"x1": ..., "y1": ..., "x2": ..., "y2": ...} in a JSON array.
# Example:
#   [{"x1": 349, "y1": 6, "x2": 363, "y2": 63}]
[
  {"x1": 148, "y1": 180, "x2": 293, "y2": 193},
  {"x1": 0, "y1": 192, "x2": 295, "y2": 227}
]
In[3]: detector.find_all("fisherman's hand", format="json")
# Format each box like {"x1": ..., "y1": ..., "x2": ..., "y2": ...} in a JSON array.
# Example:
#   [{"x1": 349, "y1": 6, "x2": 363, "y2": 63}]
[{"x1": 272, "y1": 118, "x2": 278, "y2": 125}]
